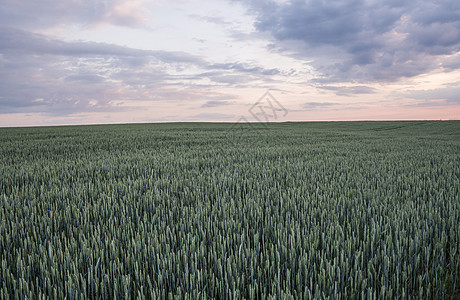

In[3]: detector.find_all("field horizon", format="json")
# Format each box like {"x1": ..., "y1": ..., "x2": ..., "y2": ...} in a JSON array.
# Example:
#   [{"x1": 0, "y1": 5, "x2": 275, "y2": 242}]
[
  {"x1": 1, "y1": 121, "x2": 459, "y2": 298},
  {"x1": 1, "y1": 119, "x2": 459, "y2": 129}
]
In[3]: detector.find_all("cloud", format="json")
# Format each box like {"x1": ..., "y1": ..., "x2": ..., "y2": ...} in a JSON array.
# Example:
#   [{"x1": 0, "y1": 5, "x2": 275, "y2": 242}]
[
  {"x1": 65, "y1": 74, "x2": 106, "y2": 83},
  {"x1": 0, "y1": 23, "x2": 284, "y2": 116},
  {"x1": 302, "y1": 101, "x2": 369, "y2": 111},
  {"x1": 318, "y1": 85, "x2": 377, "y2": 97},
  {"x1": 201, "y1": 100, "x2": 235, "y2": 108},
  {"x1": 208, "y1": 62, "x2": 280, "y2": 75},
  {"x1": 0, "y1": 27, "x2": 207, "y2": 115},
  {"x1": 303, "y1": 102, "x2": 339, "y2": 110},
  {"x1": 400, "y1": 85, "x2": 460, "y2": 107},
  {"x1": 0, "y1": 0, "x2": 149, "y2": 29},
  {"x1": 195, "y1": 61, "x2": 281, "y2": 86},
  {"x1": 238, "y1": 0, "x2": 460, "y2": 83},
  {"x1": 0, "y1": 27, "x2": 205, "y2": 64}
]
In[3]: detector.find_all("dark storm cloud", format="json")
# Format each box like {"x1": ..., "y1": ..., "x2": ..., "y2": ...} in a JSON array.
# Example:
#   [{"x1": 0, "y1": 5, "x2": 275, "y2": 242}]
[{"x1": 237, "y1": 0, "x2": 460, "y2": 82}]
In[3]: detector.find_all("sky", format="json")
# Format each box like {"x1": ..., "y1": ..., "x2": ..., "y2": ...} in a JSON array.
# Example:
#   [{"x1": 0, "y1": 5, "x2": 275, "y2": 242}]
[{"x1": 0, "y1": 0, "x2": 459, "y2": 126}]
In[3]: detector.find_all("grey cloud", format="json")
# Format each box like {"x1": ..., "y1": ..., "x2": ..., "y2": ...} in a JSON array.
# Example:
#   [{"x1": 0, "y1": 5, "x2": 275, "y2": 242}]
[
  {"x1": 0, "y1": 27, "x2": 210, "y2": 115},
  {"x1": 238, "y1": 0, "x2": 460, "y2": 83},
  {"x1": 65, "y1": 74, "x2": 106, "y2": 83},
  {"x1": 410, "y1": 1, "x2": 460, "y2": 26},
  {"x1": 318, "y1": 85, "x2": 377, "y2": 97},
  {"x1": 0, "y1": 54, "x2": 122, "y2": 115},
  {"x1": 402, "y1": 85, "x2": 460, "y2": 106},
  {"x1": 302, "y1": 101, "x2": 369, "y2": 111},
  {"x1": 0, "y1": 23, "x2": 282, "y2": 116},
  {"x1": 303, "y1": 102, "x2": 339, "y2": 110},
  {"x1": 210, "y1": 74, "x2": 256, "y2": 85},
  {"x1": 208, "y1": 62, "x2": 280, "y2": 75},
  {"x1": 195, "y1": 71, "x2": 258, "y2": 86},
  {"x1": 201, "y1": 100, "x2": 235, "y2": 108},
  {"x1": 0, "y1": 0, "x2": 147, "y2": 29},
  {"x1": 0, "y1": 27, "x2": 205, "y2": 65},
  {"x1": 192, "y1": 62, "x2": 281, "y2": 87},
  {"x1": 0, "y1": 27, "x2": 276, "y2": 88}
]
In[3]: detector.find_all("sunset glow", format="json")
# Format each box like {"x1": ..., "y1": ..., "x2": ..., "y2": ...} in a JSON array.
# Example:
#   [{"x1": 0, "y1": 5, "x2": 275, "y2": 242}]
[{"x1": 1, "y1": 0, "x2": 459, "y2": 126}]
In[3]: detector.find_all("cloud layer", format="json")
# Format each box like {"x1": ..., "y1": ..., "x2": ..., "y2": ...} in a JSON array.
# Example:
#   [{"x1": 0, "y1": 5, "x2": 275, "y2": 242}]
[
  {"x1": 0, "y1": 0, "x2": 458, "y2": 124},
  {"x1": 241, "y1": 0, "x2": 460, "y2": 82},
  {"x1": 0, "y1": 24, "x2": 278, "y2": 115},
  {"x1": 0, "y1": 0, "x2": 149, "y2": 29},
  {"x1": 0, "y1": 26, "x2": 208, "y2": 114}
]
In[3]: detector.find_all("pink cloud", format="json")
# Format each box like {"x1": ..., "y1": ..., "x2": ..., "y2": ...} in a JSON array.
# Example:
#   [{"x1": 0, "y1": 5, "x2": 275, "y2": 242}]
[{"x1": 101, "y1": 0, "x2": 149, "y2": 27}]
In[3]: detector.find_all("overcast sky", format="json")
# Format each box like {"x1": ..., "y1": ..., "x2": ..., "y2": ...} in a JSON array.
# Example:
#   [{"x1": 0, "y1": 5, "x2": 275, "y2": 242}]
[{"x1": 1, "y1": 0, "x2": 459, "y2": 126}]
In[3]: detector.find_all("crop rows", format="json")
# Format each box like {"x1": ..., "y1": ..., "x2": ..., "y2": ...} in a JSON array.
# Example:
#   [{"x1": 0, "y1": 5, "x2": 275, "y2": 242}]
[{"x1": 0, "y1": 121, "x2": 459, "y2": 298}]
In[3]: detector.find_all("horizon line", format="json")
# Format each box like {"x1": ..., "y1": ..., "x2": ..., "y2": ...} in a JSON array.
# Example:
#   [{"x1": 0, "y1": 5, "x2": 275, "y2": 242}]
[{"x1": 1, "y1": 119, "x2": 459, "y2": 129}]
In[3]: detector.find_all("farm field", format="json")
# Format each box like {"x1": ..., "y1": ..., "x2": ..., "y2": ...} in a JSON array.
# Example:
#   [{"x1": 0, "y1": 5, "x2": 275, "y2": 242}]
[{"x1": 0, "y1": 121, "x2": 459, "y2": 299}]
